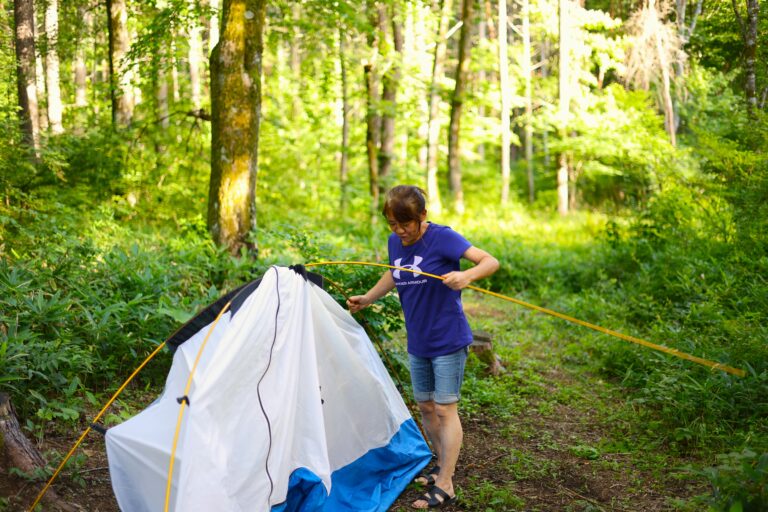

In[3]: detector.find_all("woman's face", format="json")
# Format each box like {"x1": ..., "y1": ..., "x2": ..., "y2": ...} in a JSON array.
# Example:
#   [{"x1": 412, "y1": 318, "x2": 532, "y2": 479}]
[{"x1": 386, "y1": 212, "x2": 426, "y2": 246}]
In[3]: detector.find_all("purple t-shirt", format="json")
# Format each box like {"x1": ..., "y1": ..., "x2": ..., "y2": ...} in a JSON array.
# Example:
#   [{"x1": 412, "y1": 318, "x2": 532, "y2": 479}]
[{"x1": 388, "y1": 223, "x2": 473, "y2": 357}]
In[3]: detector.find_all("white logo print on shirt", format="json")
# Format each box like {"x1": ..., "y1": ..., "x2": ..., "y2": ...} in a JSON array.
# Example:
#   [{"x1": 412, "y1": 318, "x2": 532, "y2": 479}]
[{"x1": 393, "y1": 256, "x2": 423, "y2": 279}]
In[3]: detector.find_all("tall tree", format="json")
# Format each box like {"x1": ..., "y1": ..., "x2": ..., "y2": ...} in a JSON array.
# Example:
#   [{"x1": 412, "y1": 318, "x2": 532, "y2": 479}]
[
  {"x1": 188, "y1": 0, "x2": 205, "y2": 110},
  {"x1": 499, "y1": 0, "x2": 511, "y2": 206},
  {"x1": 521, "y1": 0, "x2": 534, "y2": 203},
  {"x1": 74, "y1": 5, "x2": 90, "y2": 108},
  {"x1": 732, "y1": 0, "x2": 760, "y2": 116},
  {"x1": 625, "y1": 0, "x2": 682, "y2": 146},
  {"x1": 364, "y1": 1, "x2": 382, "y2": 220},
  {"x1": 338, "y1": 27, "x2": 350, "y2": 213},
  {"x1": 44, "y1": 0, "x2": 63, "y2": 133},
  {"x1": 425, "y1": 0, "x2": 452, "y2": 215},
  {"x1": 673, "y1": 0, "x2": 702, "y2": 130},
  {"x1": 14, "y1": 0, "x2": 40, "y2": 148},
  {"x1": 208, "y1": 0, "x2": 267, "y2": 254},
  {"x1": 207, "y1": 0, "x2": 220, "y2": 54},
  {"x1": 447, "y1": 0, "x2": 475, "y2": 214},
  {"x1": 107, "y1": 0, "x2": 134, "y2": 125},
  {"x1": 558, "y1": 0, "x2": 571, "y2": 215},
  {"x1": 34, "y1": 12, "x2": 47, "y2": 133},
  {"x1": 378, "y1": 1, "x2": 403, "y2": 193}
]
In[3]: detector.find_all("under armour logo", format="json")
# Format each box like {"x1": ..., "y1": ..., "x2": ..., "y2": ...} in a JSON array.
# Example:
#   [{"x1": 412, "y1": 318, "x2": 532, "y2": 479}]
[{"x1": 393, "y1": 256, "x2": 423, "y2": 279}]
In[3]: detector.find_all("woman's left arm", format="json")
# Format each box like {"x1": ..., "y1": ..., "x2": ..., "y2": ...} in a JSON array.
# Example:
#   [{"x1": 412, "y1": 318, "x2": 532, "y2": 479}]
[{"x1": 442, "y1": 246, "x2": 500, "y2": 290}]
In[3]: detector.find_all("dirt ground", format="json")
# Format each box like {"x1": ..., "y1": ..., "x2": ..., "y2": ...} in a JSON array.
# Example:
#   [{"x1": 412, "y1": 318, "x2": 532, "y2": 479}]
[
  {"x1": 2, "y1": 384, "x2": 703, "y2": 512},
  {"x1": 2, "y1": 296, "x2": 706, "y2": 511}
]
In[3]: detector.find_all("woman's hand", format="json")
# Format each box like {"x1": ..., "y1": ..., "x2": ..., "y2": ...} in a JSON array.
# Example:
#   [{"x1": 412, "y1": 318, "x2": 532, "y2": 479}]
[
  {"x1": 346, "y1": 294, "x2": 372, "y2": 313},
  {"x1": 441, "y1": 271, "x2": 472, "y2": 290}
]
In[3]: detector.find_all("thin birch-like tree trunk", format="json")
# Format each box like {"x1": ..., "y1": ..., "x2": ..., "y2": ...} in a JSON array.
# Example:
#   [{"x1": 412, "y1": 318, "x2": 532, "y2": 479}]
[
  {"x1": 44, "y1": 0, "x2": 63, "y2": 133},
  {"x1": 365, "y1": 62, "x2": 380, "y2": 220},
  {"x1": 426, "y1": 0, "x2": 452, "y2": 215},
  {"x1": 208, "y1": 0, "x2": 220, "y2": 54},
  {"x1": 448, "y1": 0, "x2": 475, "y2": 214},
  {"x1": 365, "y1": 0, "x2": 382, "y2": 219},
  {"x1": 648, "y1": 0, "x2": 676, "y2": 146},
  {"x1": 290, "y1": 3, "x2": 302, "y2": 117},
  {"x1": 34, "y1": 15, "x2": 48, "y2": 132},
  {"x1": 499, "y1": 0, "x2": 511, "y2": 206},
  {"x1": 14, "y1": 0, "x2": 40, "y2": 148},
  {"x1": 733, "y1": 0, "x2": 760, "y2": 116},
  {"x1": 558, "y1": 0, "x2": 571, "y2": 215},
  {"x1": 107, "y1": 0, "x2": 134, "y2": 126},
  {"x1": 339, "y1": 27, "x2": 350, "y2": 213},
  {"x1": 74, "y1": 6, "x2": 90, "y2": 108},
  {"x1": 522, "y1": 0, "x2": 534, "y2": 203},
  {"x1": 378, "y1": 2, "x2": 403, "y2": 193},
  {"x1": 188, "y1": 0, "x2": 205, "y2": 109}
]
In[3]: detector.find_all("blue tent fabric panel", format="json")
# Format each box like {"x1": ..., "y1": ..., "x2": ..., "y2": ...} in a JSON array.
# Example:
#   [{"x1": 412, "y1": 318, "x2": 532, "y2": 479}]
[
  {"x1": 272, "y1": 469, "x2": 327, "y2": 512},
  {"x1": 272, "y1": 419, "x2": 431, "y2": 512}
]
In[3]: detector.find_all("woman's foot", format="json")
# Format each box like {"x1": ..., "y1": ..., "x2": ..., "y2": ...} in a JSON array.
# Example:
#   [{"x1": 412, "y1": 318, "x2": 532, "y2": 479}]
[
  {"x1": 414, "y1": 465, "x2": 440, "y2": 486},
  {"x1": 411, "y1": 484, "x2": 456, "y2": 509}
]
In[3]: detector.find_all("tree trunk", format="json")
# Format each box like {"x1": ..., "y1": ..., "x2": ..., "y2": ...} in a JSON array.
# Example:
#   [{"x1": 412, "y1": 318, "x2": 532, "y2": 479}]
[
  {"x1": 74, "y1": 6, "x2": 90, "y2": 108},
  {"x1": 733, "y1": 0, "x2": 760, "y2": 116},
  {"x1": 157, "y1": 43, "x2": 170, "y2": 129},
  {"x1": 365, "y1": 0, "x2": 382, "y2": 218},
  {"x1": 171, "y1": 39, "x2": 181, "y2": 102},
  {"x1": 498, "y1": 0, "x2": 511, "y2": 206},
  {"x1": 208, "y1": 0, "x2": 267, "y2": 255},
  {"x1": 0, "y1": 394, "x2": 78, "y2": 512},
  {"x1": 106, "y1": 0, "x2": 134, "y2": 126},
  {"x1": 14, "y1": 0, "x2": 40, "y2": 148},
  {"x1": 44, "y1": 0, "x2": 63, "y2": 134},
  {"x1": 448, "y1": 0, "x2": 475, "y2": 215},
  {"x1": 339, "y1": 27, "x2": 350, "y2": 213},
  {"x1": 649, "y1": 0, "x2": 676, "y2": 146},
  {"x1": 378, "y1": 3, "x2": 403, "y2": 193},
  {"x1": 557, "y1": 153, "x2": 569, "y2": 215},
  {"x1": 558, "y1": 0, "x2": 570, "y2": 215},
  {"x1": 188, "y1": 0, "x2": 205, "y2": 110},
  {"x1": 208, "y1": 0, "x2": 220, "y2": 54},
  {"x1": 522, "y1": 0, "x2": 534, "y2": 203},
  {"x1": 34, "y1": 13, "x2": 48, "y2": 133},
  {"x1": 365, "y1": 62, "x2": 381, "y2": 221},
  {"x1": 290, "y1": 3, "x2": 302, "y2": 118},
  {"x1": 541, "y1": 38, "x2": 550, "y2": 168},
  {"x1": 426, "y1": 0, "x2": 452, "y2": 215}
]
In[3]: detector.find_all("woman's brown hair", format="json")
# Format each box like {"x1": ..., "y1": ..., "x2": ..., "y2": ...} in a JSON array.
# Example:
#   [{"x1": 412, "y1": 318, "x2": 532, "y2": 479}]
[{"x1": 382, "y1": 185, "x2": 427, "y2": 223}]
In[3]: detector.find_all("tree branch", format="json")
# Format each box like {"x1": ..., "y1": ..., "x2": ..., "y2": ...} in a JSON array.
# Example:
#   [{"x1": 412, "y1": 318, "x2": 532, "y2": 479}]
[{"x1": 732, "y1": 0, "x2": 746, "y2": 36}]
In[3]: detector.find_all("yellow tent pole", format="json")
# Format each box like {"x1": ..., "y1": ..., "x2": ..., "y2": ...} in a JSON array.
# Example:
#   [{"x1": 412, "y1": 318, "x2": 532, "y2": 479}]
[
  {"x1": 163, "y1": 301, "x2": 232, "y2": 512},
  {"x1": 305, "y1": 261, "x2": 746, "y2": 378},
  {"x1": 28, "y1": 341, "x2": 168, "y2": 512}
]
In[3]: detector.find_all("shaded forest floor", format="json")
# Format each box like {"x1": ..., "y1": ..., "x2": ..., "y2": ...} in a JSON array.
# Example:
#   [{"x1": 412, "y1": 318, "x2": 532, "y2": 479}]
[{"x1": 2, "y1": 292, "x2": 709, "y2": 511}]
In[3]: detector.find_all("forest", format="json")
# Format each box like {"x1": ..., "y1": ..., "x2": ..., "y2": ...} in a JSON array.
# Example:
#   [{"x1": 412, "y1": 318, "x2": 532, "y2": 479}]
[{"x1": 1, "y1": 0, "x2": 767, "y2": 510}]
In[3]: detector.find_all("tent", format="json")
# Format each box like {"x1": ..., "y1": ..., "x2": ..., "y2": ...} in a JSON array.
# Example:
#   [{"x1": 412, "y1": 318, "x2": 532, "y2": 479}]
[{"x1": 105, "y1": 265, "x2": 431, "y2": 511}]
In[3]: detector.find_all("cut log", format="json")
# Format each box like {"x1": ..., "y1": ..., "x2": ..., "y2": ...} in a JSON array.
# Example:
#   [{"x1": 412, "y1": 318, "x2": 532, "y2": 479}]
[
  {"x1": 470, "y1": 330, "x2": 504, "y2": 376},
  {"x1": 0, "y1": 393, "x2": 80, "y2": 511}
]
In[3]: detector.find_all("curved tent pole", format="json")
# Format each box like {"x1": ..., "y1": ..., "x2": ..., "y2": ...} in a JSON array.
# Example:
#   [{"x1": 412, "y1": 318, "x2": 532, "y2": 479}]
[
  {"x1": 164, "y1": 300, "x2": 232, "y2": 512},
  {"x1": 305, "y1": 261, "x2": 746, "y2": 378},
  {"x1": 27, "y1": 341, "x2": 168, "y2": 512}
]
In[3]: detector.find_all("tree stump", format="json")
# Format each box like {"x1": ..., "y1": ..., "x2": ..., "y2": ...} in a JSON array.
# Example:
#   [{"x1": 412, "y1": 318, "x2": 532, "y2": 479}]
[
  {"x1": 470, "y1": 330, "x2": 504, "y2": 376},
  {"x1": 0, "y1": 393, "x2": 79, "y2": 511}
]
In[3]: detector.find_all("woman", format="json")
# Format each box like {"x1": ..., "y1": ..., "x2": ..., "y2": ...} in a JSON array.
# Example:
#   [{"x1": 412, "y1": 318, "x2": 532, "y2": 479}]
[{"x1": 347, "y1": 185, "x2": 499, "y2": 509}]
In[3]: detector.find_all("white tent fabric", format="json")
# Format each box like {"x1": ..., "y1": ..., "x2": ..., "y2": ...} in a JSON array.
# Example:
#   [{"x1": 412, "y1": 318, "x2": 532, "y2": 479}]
[{"x1": 106, "y1": 266, "x2": 431, "y2": 511}]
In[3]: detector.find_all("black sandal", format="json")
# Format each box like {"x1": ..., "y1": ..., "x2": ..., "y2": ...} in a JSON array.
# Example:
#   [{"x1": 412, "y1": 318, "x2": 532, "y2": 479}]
[
  {"x1": 414, "y1": 465, "x2": 440, "y2": 486},
  {"x1": 413, "y1": 485, "x2": 456, "y2": 509}
]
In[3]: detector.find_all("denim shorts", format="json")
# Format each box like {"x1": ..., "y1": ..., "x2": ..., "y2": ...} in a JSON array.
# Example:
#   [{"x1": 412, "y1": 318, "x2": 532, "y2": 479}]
[{"x1": 409, "y1": 346, "x2": 469, "y2": 404}]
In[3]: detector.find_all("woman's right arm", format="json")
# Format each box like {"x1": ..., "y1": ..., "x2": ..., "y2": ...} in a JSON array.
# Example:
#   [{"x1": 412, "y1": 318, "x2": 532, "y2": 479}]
[{"x1": 346, "y1": 270, "x2": 396, "y2": 313}]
